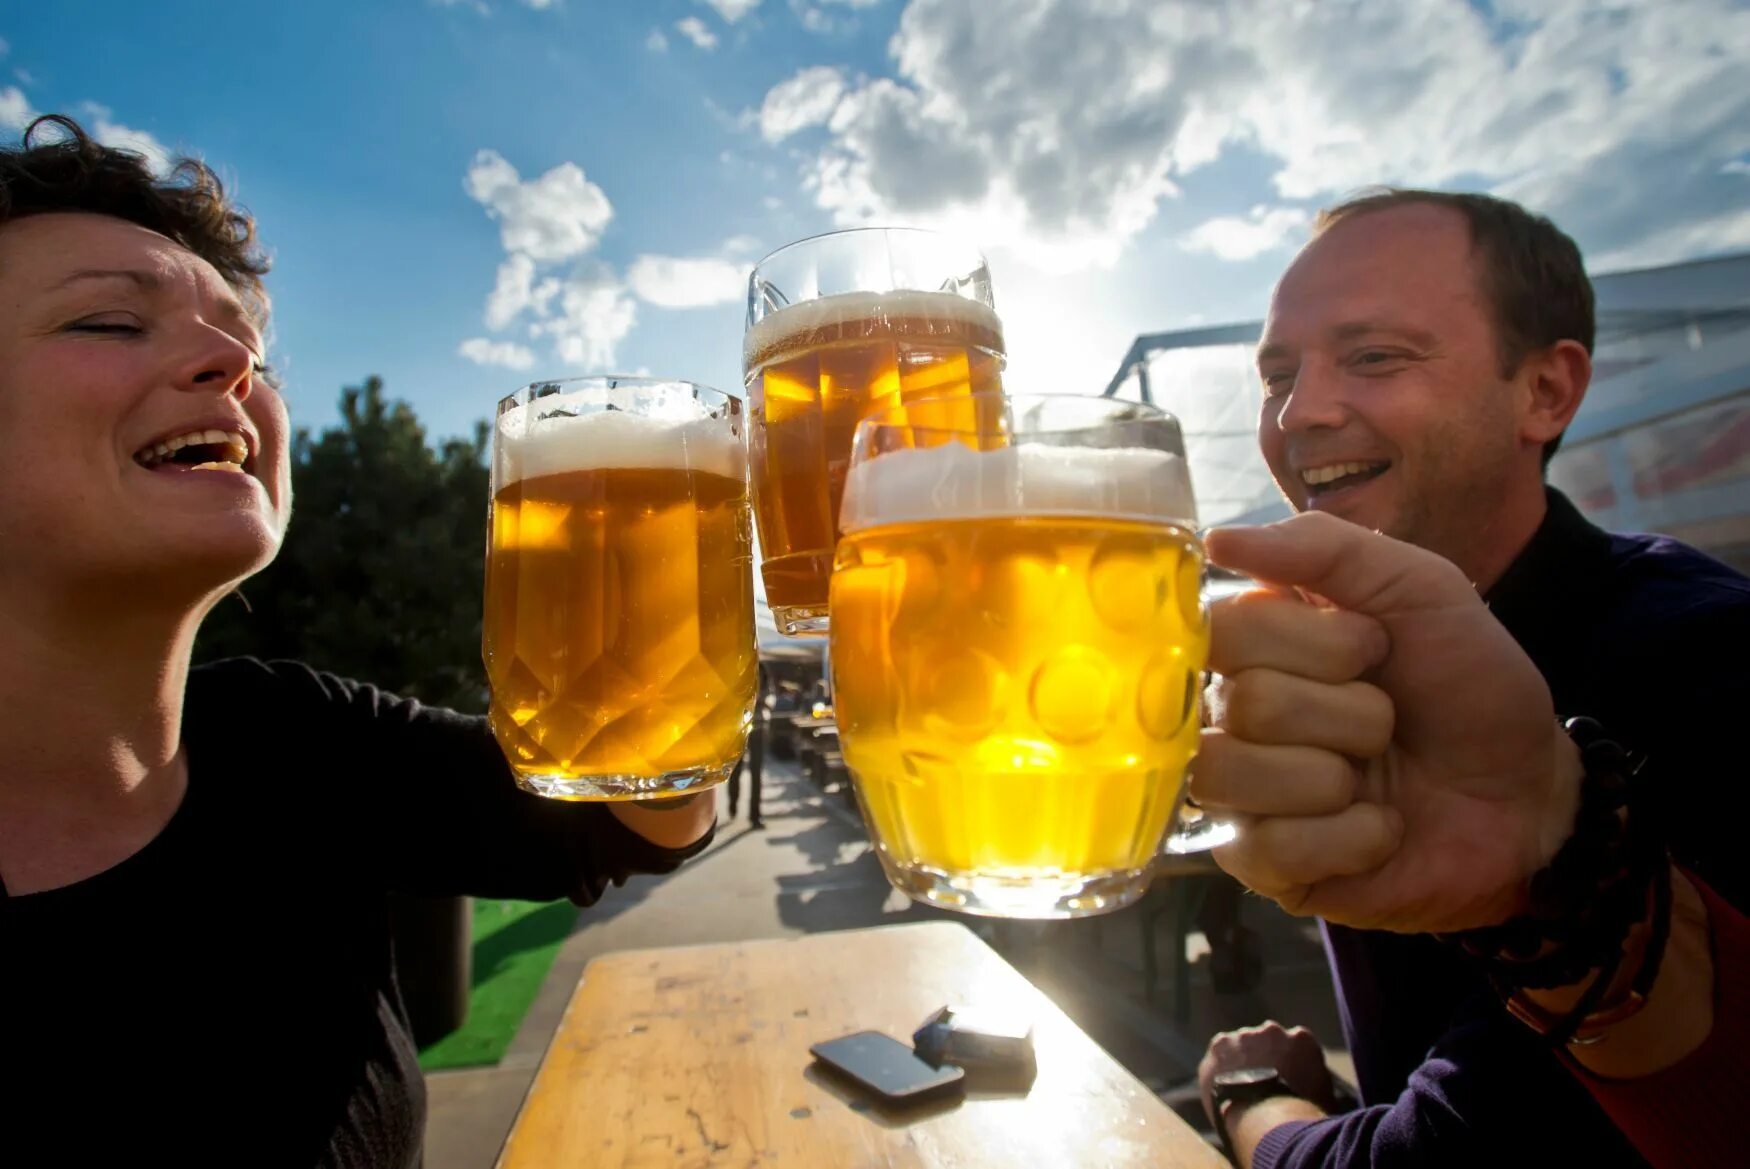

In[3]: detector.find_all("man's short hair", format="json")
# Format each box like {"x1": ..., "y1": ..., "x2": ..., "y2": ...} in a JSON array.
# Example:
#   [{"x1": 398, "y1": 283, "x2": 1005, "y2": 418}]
[
  {"x1": 1, "y1": 115, "x2": 270, "y2": 323},
  {"x1": 1314, "y1": 188, "x2": 1593, "y2": 466}
]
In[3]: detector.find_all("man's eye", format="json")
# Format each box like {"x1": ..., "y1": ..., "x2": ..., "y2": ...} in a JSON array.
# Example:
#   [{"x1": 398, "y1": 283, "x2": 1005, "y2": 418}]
[
  {"x1": 68, "y1": 320, "x2": 143, "y2": 335},
  {"x1": 1260, "y1": 371, "x2": 1295, "y2": 395}
]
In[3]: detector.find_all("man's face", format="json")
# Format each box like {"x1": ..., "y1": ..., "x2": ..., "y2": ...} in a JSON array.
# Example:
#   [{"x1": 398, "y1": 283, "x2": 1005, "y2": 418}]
[{"x1": 1255, "y1": 204, "x2": 1527, "y2": 570}]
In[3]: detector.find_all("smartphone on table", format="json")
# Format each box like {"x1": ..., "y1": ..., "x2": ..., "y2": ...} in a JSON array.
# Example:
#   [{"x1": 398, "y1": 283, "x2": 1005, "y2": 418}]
[{"x1": 810, "y1": 1031, "x2": 966, "y2": 1105}]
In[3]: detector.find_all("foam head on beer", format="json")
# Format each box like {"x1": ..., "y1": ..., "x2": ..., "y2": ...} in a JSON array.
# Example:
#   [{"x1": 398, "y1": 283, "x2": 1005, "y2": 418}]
[
  {"x1": 495, "y1": 399, "x2": 745, "y2": 487},
  {"x1": 839, "y1": 440, "x2": 1196, "y2": 534},
  {"x1": 742, "y1": 288, "x2": 1005, "y2": 373}
]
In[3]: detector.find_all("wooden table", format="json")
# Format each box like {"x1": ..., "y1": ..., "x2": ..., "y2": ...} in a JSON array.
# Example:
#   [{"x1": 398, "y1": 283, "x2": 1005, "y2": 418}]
[{"x1": 499, "y1": 921, "x2": 1223, "y2": 1168}]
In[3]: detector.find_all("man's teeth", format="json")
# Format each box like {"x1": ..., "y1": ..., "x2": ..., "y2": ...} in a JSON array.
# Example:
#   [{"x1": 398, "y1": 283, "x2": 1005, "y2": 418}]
[
  {"x1": 1301, "y1": 461, "x2": 1382, "y2": 487},
  {"x1": 137, "y1": 429, "x2": 248, "y2": 468}
]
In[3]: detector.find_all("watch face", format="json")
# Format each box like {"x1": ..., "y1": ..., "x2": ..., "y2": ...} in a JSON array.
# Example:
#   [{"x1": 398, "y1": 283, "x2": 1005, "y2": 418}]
[{"x1": 1214, "y1": 1067, "x2": 1282, "y2": 1090}]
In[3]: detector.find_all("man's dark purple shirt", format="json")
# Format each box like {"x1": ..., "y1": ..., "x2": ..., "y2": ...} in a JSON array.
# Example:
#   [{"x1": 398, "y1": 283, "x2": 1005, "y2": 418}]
[{"x1": 1253, "y1": 489, "x2": 1750, "y2": 1168}]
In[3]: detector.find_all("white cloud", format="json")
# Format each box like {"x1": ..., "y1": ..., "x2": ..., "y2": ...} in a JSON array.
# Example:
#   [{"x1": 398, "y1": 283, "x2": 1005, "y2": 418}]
[
  {"x1": 0, "y1": 37, "x2": 9, "y2": 57},
  {"x1": 699, "y1": 0, "x2": 761, "y2": 22},
  {"x1": 1, "y1": 92, "x2": 173, "y2": 175},
  {"x1": 79, "y1": 103, "x2": 173, "y2": 174},
  {"x1": 458, "y1": 337, "x2": 537, "y2": 370},
  {"x1": 627, "y1": 254, "x2": 746, "y2": 308},
  {"x1": 462, "y1": 147, "x2": 638, "y2": 369},
  {"x1": 761, "y1": 195, "x2": 783, "y2": 211},
  {"x1": 484, "y1": 254, "x2": 561, "y2": 330},
  {"x1": 522, "y1": 0, "x2": 558, "y2": 8},
  {"x1": 1181, "y1": 206, "x2": 1309, "y2": 262},
  {"x1": 646, "y1": 28, "x2": 669, "y2": 52},
  {"x1": 798, "y1": 0, "x2": 881, "y2": 21},
  {"x1": 464, "y1": 149, "x2": 613, "y2": 263},
  {"x1": 759, "y1": 66, "x2": 845, "y2": 143},
  {"x1": 432, "y1": 0, "x2": 491, "y2": 13},
  {"x1": 1592, "y1": 206, "x2": 1750, "y2": 270},
  {"x1": 533, "y1": 266, "x2": 638, "y2": 368},
  {"x1": 776, "y1": 0, "x2": 1750, "y2": 272},
  {"x1": 0, "y1": 86, "x2": 34, "y2": 133},
  {"x1": 1723, "y1": 159, "x2": 1750, "y2": 176},
  {"x1": 674, "y1": 17, "x2": 719, "y2": 50}
]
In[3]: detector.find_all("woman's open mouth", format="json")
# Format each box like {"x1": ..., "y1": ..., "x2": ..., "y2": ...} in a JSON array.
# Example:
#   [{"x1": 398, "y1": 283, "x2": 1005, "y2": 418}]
[{"x1": 134, "y1": 428, "x2": 251, "y2": 475}]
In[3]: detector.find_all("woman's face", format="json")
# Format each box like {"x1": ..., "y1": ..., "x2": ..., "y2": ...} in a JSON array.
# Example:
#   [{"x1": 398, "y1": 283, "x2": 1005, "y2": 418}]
[{"x1": 0, "y1": 212, "x2": 291, "y2": 604}]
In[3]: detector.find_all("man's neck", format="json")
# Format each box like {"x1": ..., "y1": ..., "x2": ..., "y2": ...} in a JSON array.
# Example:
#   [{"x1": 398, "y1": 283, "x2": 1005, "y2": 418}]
[
  {"x1": 0, "y1": 579, "x2": 208, "y2": 893},
  {"x1": 1455, "y1": 478, "x2": 1551, "y2": 596}
]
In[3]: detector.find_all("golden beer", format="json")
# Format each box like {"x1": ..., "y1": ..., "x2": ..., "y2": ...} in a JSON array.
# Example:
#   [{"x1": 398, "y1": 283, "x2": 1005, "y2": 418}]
[
  {"x1": 484, "y1": 390, "x2": 757, "y2": 799},
  {"x1": 745, "y1": 287, "x2": 1006, "y2": 634},
  {"x1": 830, "y1": 428, "x2": 1206, "y2": 917}
]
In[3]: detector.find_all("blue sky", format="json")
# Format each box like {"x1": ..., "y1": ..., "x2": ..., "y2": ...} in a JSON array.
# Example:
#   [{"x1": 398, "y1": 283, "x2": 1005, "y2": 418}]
[{"x1": 4, "y1": 0, "x2": 1747, "y2": 450}]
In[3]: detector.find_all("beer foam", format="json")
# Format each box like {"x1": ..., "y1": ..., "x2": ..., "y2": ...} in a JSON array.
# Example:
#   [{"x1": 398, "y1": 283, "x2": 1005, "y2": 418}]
[
  {"x1": 496, "y1": 405, "x2": 744, "y2": 485},
  {"x1": 743, "y1": 288, "x2": 1005, "y2": 371},
  {"x1": 839, "y1": 441, "x2": 1197, "y2": 532}
]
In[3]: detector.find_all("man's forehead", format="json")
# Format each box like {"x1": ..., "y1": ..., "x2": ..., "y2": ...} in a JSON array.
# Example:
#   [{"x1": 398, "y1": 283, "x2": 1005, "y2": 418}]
[{"x1": 1263, "y1": 207, "x2": 1479, "y2": 341}]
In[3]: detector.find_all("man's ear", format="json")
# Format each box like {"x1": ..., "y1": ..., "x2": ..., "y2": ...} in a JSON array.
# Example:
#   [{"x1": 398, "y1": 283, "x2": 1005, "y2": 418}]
[{"x1": 1519, "y1": 339, "x2": 1591, "y2": 450}]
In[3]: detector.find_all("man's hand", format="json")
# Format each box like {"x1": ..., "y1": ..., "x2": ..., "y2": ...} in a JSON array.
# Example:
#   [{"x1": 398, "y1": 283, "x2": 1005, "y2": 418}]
[
  {"x1": 1199, "y1": 1022, "x2": 1334, "y2": 1166},
  {"x1": 1193, "y1": 511, "x2": 1583, "y2": 934},
  {"x1": 608, "y1": 790, "x2": 716, "y2": 850}
]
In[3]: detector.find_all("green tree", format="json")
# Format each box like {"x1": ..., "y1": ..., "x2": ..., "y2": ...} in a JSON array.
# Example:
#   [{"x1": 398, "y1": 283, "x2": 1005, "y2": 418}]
[{"x1": 197, "y1": 376, "x2": 492, "y2": 711}]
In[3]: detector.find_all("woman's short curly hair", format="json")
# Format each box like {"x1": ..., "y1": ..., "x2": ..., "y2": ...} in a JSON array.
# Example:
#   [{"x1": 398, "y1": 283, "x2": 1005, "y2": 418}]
[{"x1": 0, "y1": 114, "x2": 270, "y2": 321}]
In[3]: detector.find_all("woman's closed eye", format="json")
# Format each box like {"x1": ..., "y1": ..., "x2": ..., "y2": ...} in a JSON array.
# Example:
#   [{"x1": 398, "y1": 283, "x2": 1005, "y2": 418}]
[{"x1": 66, "y1": 315, "x2": 144, "y2": 336}]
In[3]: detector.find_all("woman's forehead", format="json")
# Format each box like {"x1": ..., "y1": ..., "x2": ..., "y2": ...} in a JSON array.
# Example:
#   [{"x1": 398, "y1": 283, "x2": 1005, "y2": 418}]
[{"x1": 1, "y1": 212, "x2": 265, "y2": 329}]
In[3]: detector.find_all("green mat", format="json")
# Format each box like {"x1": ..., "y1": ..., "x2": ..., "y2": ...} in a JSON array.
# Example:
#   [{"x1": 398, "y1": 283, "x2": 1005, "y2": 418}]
[{"x1": 418, "y1": 898, "x2": 579, "y2": 1071}]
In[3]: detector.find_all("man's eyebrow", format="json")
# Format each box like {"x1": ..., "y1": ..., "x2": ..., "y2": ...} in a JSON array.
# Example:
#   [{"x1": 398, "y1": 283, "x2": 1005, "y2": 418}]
[
  {"x1": 1329, "y1": 320, "x2": 1439, "y2": 347},
  {"x1": 52, "y1": 267, "x2": 260, "y2": 344},
  {"x1": 1256, "y1": 341, "x2": 1291, "y2": 366}
]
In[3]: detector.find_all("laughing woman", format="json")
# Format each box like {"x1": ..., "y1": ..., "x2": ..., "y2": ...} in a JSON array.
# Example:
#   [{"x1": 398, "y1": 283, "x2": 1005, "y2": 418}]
[{"x1": 0, "y1": 118, "x2": 714, "y2": 1167}]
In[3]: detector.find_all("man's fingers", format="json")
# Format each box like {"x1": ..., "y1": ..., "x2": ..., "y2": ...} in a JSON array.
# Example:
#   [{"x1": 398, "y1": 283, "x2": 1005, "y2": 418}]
[
  {"x1": 1209, "y1": 589, "x2": 1389, "y2": 681},
  {"x1": 1191, "y1": 731, "x2": 1359, "y2": 816},
  {"x1": 1209, "y1": 670, "x2": 1394, "y2": 757},
  {"x1": 1213, "y1": 804, "x2": 1404, "y2": 906},
  {"x1": 1206, "y1": 512, "x2": 1477, "y2": 621}
]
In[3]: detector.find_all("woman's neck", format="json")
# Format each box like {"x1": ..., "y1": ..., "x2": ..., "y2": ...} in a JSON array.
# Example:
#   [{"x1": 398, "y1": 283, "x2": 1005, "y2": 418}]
[{"x1": 0, "y1": 582, "x2": 208, "y2": 894}]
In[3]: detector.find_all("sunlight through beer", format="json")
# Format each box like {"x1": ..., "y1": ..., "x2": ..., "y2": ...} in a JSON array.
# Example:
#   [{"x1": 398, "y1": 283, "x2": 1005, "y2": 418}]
[
  {"x1": 830, "y1": 394, "x2": 1211, "y2": 917},
  {"x1": 484, "y1": 377, "x2": 757, "y2": 800},
  {"x1": 745, "y1": 228, "x2": 1006, "y2": 636}
]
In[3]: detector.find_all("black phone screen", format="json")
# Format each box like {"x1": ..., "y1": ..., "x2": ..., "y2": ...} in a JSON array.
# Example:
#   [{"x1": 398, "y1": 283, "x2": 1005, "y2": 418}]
[{"x1": 810, "y1": 1031, "x2": 966, "y2": 1102}]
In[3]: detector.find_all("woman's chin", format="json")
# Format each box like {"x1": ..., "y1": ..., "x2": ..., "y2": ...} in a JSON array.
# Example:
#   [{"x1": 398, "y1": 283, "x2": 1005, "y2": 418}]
[{"x1": 120, "y1": 520, "x2": 287, "y2": 604}]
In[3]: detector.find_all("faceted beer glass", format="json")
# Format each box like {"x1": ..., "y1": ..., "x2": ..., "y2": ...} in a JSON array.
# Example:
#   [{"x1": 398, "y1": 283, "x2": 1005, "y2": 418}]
[
  {"x1": 483, "y1": 377, "x2": 758, "y2": 800},
  {"x1": 829, "y1": 393, "x2": 1217, "y2": 917},
  {"x1": 744, "y1": 227, "x2": 1005, "y2": 636}
]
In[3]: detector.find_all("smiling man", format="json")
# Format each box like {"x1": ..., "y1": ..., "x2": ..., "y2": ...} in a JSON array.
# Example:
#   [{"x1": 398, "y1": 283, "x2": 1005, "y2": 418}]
[{"x1": 1195, "y1": 190, "x2": 1750, "y2": 1167}]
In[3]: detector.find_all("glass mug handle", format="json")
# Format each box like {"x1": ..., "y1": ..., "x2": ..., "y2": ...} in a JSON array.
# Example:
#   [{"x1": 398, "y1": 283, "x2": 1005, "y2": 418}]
[
  {"x1": 1159, "y1": 562, "x2": 1251, "y2": 855},
  {"x1": 1163, "y1": 804, "x2": 1238, "y2": 855}
]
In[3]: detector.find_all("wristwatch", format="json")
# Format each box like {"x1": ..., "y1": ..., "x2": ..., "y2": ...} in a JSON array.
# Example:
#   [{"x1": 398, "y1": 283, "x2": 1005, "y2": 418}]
[{"x1": 1211, "y1": 1067, "x2": 1299, "y2": 1158}]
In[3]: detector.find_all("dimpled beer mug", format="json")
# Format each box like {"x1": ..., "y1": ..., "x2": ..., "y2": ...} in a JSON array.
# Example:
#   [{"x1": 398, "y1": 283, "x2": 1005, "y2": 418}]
[
  {"x1": 829, "y1": 393, "x2": 1223, "y2": 918},
  {"x1": 483, "y1": 377, "x2": 758, "y2": 799},
  {"x1": 744, "y1": 227, "x2": 1006, "y2": 636}
]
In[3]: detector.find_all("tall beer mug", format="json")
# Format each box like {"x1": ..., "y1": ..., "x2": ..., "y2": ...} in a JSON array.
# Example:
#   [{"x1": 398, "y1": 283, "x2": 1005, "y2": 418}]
[
  {"x1": 483, "y1": 377, "x2": 758, "y2": 800},
  {"x1": 830, "y1": 393, "x2": 1222, "y2": 918},
  {"x1": 744, "y1": 227, "x2": 1005, "y2": 637}
]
